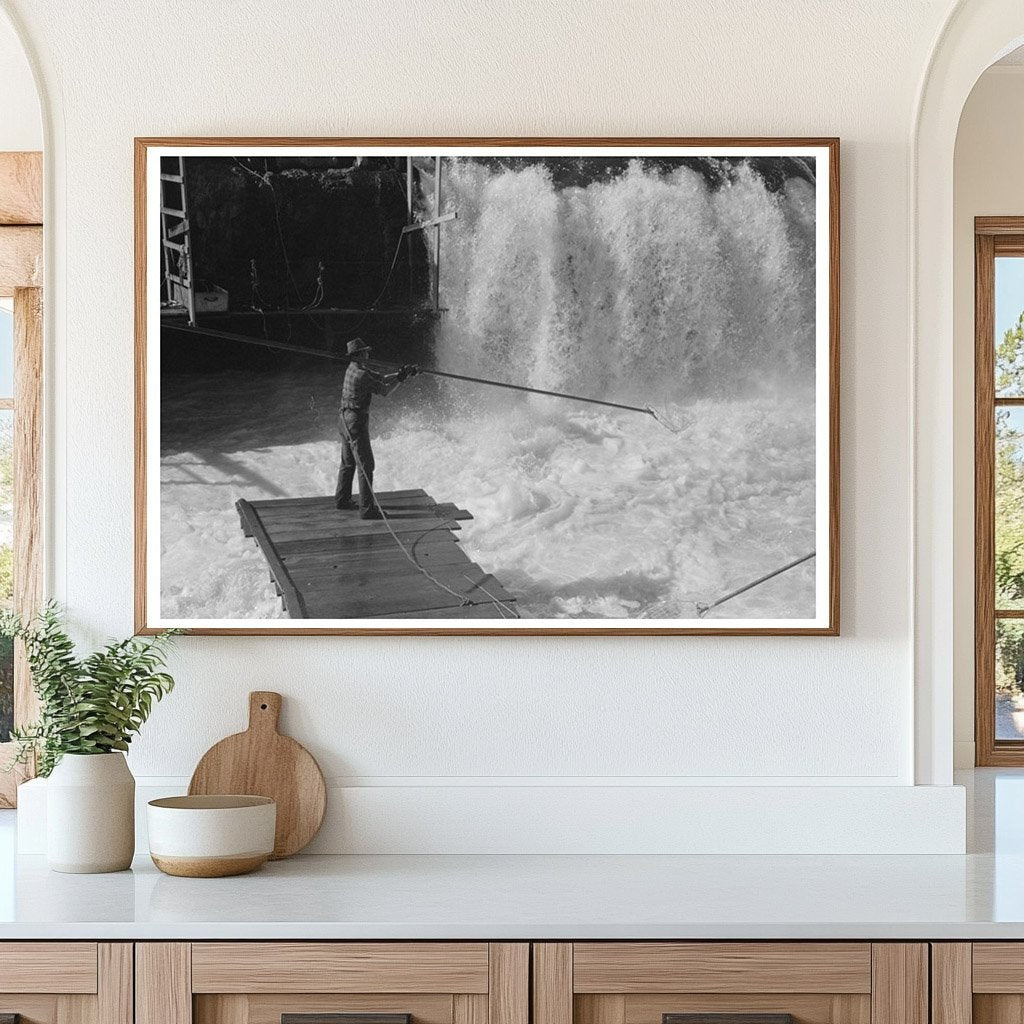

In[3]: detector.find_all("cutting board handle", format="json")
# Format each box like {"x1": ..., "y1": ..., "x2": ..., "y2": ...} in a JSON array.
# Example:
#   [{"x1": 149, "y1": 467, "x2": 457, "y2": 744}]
[{"x1": 248, "y1": 691, "x2": 282, "y2": 734}]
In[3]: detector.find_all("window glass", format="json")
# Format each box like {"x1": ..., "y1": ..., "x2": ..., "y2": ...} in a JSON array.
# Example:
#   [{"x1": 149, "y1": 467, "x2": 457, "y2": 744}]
[
  {"x1": 996, "y1": 256, "x2": 1024, "y2": 396},
  {"x1": 997, "y1": 620, "x2": 1024, "y2": 740},
  {"x1": 997, "y1": 406, "x2": 1024, "y2": 610}
]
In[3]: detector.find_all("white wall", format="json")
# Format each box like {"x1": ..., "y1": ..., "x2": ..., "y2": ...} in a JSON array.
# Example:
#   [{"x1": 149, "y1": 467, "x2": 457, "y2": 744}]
[
  {"x1": 953, "y1": 66, "x2": 1024, "y2": 767},
  {"x1": 0, "y1": 0, "x2": 973, "y2": 852}
]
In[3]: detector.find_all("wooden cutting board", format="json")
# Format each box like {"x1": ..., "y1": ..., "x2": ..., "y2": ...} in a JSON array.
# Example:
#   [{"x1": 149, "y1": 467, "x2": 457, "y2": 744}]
[{"x1": 188, "y1": 691, "x2": 327, "y2": 859}]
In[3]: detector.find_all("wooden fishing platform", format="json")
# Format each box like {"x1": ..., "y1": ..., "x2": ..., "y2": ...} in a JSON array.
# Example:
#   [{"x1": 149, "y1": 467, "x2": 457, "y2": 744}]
[{"x1": 236, "y1": 489, "x2": 519, "y2": 620}]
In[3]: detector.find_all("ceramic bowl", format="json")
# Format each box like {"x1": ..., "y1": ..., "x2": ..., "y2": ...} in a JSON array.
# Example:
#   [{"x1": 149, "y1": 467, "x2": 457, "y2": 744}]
[{"x1": 147, "y1": 795, "x2": 276, "y2": 877}]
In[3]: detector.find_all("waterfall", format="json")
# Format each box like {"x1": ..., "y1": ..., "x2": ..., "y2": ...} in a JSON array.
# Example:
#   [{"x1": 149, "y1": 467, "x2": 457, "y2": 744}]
[{"x1": 422, "y1": 158, "x2": 816, "y2": 404}]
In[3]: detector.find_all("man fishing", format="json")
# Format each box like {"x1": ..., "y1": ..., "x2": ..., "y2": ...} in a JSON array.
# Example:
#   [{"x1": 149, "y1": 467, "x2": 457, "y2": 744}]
[{"x1": 336, "y1": 338, "x2": 418, "y2": 519}]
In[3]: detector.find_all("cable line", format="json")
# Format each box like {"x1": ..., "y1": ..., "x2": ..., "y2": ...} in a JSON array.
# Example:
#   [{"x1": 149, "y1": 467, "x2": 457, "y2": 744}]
[{"x1": 696, "y1": 551, "x2": 816, "y2": 618}]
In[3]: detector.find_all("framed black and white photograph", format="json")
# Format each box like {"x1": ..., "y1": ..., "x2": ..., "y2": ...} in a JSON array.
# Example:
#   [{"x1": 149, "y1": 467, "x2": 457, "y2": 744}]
[{"x1": 135, "y1": 138, "x2": 839, "y2": 635}]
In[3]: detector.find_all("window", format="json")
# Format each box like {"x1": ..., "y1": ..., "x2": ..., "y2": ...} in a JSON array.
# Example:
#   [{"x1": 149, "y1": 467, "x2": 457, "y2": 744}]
[
  {"x1": 0, "y1": 152, "x2": 42, "y2": 805},
  {"x1": 975, "y1": 219, "x2": 1024, "y2": 764}
]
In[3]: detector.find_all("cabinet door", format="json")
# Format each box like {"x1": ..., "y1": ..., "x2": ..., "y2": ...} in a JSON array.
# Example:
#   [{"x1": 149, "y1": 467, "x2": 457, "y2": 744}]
[
  {"x1": 0, "y1": 943, "x2": 131, "y2": 1024},
  {"x1": 533, "y1": 944, "x2": 928, "y2": 1024},
  {"x1": 137, "y1": 943, "x2": 528, "y2": 1024},
  {"x1": 941, "y1": 943, "x2": 1024, "y2": 1024}
]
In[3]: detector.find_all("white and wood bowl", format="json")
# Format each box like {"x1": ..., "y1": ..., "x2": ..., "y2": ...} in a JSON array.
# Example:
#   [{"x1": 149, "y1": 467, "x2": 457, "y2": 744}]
[{"x1": 147, "y1": 795, "x2": 276, "y2": 877}]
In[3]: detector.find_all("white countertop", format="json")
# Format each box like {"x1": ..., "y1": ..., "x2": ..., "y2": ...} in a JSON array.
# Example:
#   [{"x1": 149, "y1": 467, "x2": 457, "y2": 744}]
[
  {"x1": 1, "y1": 769, "x2": 1022, "y2": 941},
  {"x1": 0, "y1": 849, "x2": 1021, "y2": 940}
]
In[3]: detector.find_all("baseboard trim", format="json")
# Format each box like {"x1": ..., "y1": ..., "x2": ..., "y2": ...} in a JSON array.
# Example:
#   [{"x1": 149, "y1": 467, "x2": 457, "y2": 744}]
[{"x1": 17, "y1": 778, "x2": 967, "y2": 856}]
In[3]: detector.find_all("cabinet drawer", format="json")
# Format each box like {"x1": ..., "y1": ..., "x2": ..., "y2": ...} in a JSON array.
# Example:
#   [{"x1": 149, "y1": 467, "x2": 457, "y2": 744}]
[
  {"x1": 534, "y1": 944, "x2": 926, "y2": 1024},
  {"x1": 0, "y1": 942, "x2": 98, "y2": 994},
  {"x1": 139, "y1": 943, "x2": 528, "y2": 1024}
]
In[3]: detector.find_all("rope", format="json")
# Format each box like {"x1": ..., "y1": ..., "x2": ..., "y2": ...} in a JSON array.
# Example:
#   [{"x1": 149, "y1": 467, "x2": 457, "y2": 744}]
[
  {"x1": 338, "y1": 413, "x2": 516, "y2": 615},
  {"x1": 696, "y1": 551, "x2": 816, "y2": 618}
]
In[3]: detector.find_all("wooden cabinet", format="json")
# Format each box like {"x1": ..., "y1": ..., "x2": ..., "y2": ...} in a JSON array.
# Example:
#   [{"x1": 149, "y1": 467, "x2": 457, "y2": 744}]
[
  {"x1": 532, "y1": 944, "x2": 928, "y2": 1024},
  {"x1": 0, "y1": 943, "x2": 131, "y2": 1024},
  {"x1": 0, "y1": 938, "x2": 959, "y2": 1024},
  {"x1": 932, "y1": 943, "x2": 1024, "y2": 1024},
  {"x1": 136, "y1": 944, "x2": 528, "y2": 1024}
]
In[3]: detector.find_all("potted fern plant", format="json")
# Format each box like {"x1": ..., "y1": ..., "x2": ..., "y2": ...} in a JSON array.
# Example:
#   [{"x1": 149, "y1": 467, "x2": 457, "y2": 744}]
[{"x1": 2, "y1": 603, "x2": 178, "y2": 873}]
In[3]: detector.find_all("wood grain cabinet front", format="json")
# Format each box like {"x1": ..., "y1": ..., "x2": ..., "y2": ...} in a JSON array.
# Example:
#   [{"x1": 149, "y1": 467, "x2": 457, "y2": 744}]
[
  {"x1": 533, "y1": 944, "x2": 929, "y2": 1024},
  {"x1": 933, "y1": 943, "x2": 1024, "y2": 1024},
  {"x1": 0, "y1": 943, "x2": 131, "y2": 1024},
  {"x1": 136, "y1": 944, "x2": 529, "y2": 1024}
]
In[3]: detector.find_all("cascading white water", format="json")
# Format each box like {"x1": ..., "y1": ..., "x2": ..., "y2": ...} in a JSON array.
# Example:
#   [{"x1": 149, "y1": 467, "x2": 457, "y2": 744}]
[{"x1": 423, "y1": 158, "x2": 816, "y2": 403}]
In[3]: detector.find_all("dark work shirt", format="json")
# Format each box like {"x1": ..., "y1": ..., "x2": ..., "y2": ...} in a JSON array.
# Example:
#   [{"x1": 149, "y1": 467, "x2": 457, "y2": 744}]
[{"x1": 341, "y1": 363, "x2": 387, "y2": 411}]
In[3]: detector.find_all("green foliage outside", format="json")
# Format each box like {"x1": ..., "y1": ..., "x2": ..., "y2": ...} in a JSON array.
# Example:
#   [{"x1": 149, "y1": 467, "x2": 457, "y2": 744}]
[
  {"x1": 0, "y1": 603, "x2": 180, "y2": 776},
  {"x1": 996, "y1": 311, "x2": 1024, "y2": 693}
]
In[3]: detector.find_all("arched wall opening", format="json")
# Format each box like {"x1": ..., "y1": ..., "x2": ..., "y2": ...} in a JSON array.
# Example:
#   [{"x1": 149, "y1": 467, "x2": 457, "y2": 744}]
[{"x1": 914, "y1": 1, "x2": 1024, "y2": 784}]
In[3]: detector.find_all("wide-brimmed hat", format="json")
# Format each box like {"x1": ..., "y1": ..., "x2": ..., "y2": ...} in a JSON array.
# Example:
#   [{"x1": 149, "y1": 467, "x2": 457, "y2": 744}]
[{"x1": 347, "y1": 338, "x2": 371, "y2": 357}]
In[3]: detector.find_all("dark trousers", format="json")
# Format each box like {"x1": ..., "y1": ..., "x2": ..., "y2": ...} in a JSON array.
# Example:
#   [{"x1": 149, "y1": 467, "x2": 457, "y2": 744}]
[{"x1": 336, "y1": 409, "x2": 375, "y2": 511}]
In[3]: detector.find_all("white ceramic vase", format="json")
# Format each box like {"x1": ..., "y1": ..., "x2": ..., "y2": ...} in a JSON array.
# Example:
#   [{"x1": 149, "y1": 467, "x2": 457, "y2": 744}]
[{"x1": 46, "y1": 752, "x2": 135, "y2": 873}]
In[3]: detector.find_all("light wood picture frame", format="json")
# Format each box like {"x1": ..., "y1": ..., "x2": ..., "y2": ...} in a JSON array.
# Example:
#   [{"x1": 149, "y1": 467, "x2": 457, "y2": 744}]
[{"x1": 135, "y1": 137, "x2": 839, "y2": 636}]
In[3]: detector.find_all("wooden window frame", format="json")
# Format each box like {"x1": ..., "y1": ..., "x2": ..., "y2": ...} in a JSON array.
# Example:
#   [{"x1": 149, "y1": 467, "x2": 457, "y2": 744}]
[{"x1": 0, "y1": 152, "x2": 43, "y2": 806}]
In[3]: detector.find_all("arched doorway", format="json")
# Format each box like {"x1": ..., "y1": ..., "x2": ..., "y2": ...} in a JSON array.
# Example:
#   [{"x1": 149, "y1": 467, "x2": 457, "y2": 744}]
[{"x1": 914, "y1": 1, "x2": 1024, "y2": 785}]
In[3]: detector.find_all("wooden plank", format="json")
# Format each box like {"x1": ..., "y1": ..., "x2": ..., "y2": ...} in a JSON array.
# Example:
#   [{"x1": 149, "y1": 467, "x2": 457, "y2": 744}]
[
  {"x1": 264, "y1": 515, "x2": 461, "y2": 543},
  {"x1": 237, "y1": 500, "x2": 307, "y2": 616},
  {"x1": 191, "y1": 942, "x2": 489, "y2": 994},
  {"x1": 280, "y1": 531, "x2": 462, "y2": 557},
  {"x1": 285, "y1": 545, "x2": 473, "y2": 576},
  {"x1": 253, "y1": 496, "x2": 462, "y2": 521},
  {"x1": 534, "y1": 945, "x2": 573, "y2": 1024},
  {"x1": 250, "y1": 489, "x2": 429, "y2": 509},
  {"x1": 0, "y1": 943, "x2": 97, "y2": 993},
  {"x1": 931, "y1": 945, "x2": 972, "y2": 1024},
  {"x1": 973, "y1": 944, "x2": 1024, "y2": 991},
  {"x1": 300, "y1": 564, "x2": 514, "y2": 597},
  {"x1": 136, "y1": 944, "x2": 191, "y2": 1024},
  {"x1": 0, "y1": 225, "x2": 42, "y2": 295},
  {"x1": 276, "y1": 527, "x2": 462, "y2": 556},
  {"x1": 98, "y1": 945, "x2": 133, "y2": 1024},
  {"x1": 572, "y1": 943, "x2": 872, "y2": 994},
  {"x1": 489, "y1": 944, "x2": 528, "y2": 1024},
  {"x1": 308, "y1": 571, "x2": 515, "y2": 618},
  {"x1": 0, "y1": 153, "x2": 42, "y2": 224},
  {"x1": 870, "y1": 945, "x2": 927, "y2": 1024}
]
